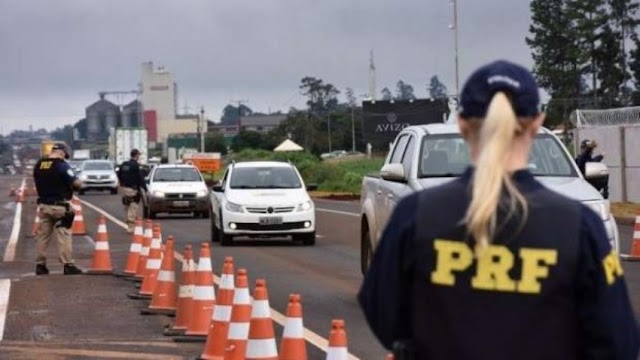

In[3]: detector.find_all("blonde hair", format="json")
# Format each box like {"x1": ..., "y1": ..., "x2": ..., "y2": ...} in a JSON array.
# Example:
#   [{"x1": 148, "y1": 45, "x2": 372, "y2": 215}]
[{"x1": 464, "y1": 92, "x2": 528, "y2": 255}]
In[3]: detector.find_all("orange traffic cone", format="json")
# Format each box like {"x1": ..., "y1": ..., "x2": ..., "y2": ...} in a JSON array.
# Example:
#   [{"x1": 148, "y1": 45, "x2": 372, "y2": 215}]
[
  {"x1": 135, "y1": 220, "x2": 154, "y2": 280},
  {"x1": 144, "y1": 236, "x2": 178, "y2": 315},
  {"x1": 16, "y1": 188, "x2": 25, "y2": 203},
  {"x1": 183, "y1": 242, "x2": 216, "y2": 338},
  {"x1": 29, "y1": 185, "x2": 37, "y2": 197},
  {"x1": 246, "y1": 279, "x2": 277, "y2": 360},
  {"x1": 200, "y1": 257, "x2": 235, "y2": 360},
  {"x1": 279, "y1": 294, "x2": 307, "y2": 360},
  {"x1": 87, "y1": 216, "x2": 114, "y2": 275},
  {"x1": 121, "y1": 218, "x2": 144, "y2": 276},
  {"x1": 164, "y1": 245, "x2": 197, "y2": 336},
  {"x1": 31, "y1": 206, "x2": 41, "y2": 237},
  {"x1": 326, "y1": 320, "x2": 348, "y2": 360},
  {"x1": 71, "y1": 198, "x2": 87, "y2": 236},
  {"x1": 622, "y1": 213, "x2": 640, "y2": 261},
  {"x1": 139, "y1": 224, "x2": 163, "y2": 297},
  {"x1": 223, "y1": 268, "x2": 251, "y2": 360}
]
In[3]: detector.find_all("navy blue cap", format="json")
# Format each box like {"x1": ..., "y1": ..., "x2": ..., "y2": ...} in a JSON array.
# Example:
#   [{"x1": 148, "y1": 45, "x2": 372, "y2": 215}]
[{"x1": 458, "y1": 60, "x2": 540, "y2": 119}]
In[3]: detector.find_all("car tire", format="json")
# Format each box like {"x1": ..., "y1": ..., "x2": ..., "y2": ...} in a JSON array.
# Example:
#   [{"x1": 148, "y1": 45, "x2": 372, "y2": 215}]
[
  {"x1": 295, "y1": 232, "x2": 316, "y2": 246},
  {"x1": 201, "y1": 210, "x2": 210, "y2": 219},
  {"x1": 219, "y1": 213, "x2": 233, "y2": 246},
  {"x1": 361, "y1": 226, "x2": 372, "y2": 275},
  {"x1": 210, "y1": 213, "x2": 220, "y2": 243}
]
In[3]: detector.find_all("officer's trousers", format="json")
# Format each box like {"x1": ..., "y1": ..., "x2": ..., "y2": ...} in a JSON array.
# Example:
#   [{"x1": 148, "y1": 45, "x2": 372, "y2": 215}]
[
  {"x1": 121, "y1": 187, "x2": 139, "y2": 232},
  {"x1": 35, "y1": 204, "x2": 74, "y2": 265}
]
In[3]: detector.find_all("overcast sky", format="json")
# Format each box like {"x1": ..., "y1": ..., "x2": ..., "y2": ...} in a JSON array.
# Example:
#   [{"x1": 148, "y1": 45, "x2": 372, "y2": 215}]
[{"x1": 0, "y1": 0, "x2": 534, "y2": 134}]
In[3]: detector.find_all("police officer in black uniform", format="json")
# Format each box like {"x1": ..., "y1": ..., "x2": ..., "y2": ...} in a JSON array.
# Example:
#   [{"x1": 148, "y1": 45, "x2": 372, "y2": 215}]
[
  {"x1": 117, "y1": 149, "x2": 147, "y2": 233},
  {"x1": 576, "y1": 139, "x2": 609, "y2": 199},
  {"x1": 358, "y1": 61, "x2": 639, "y2": 359},
  {"x1": 33, "y1": 143, "x2": 83, "y2": 275}
]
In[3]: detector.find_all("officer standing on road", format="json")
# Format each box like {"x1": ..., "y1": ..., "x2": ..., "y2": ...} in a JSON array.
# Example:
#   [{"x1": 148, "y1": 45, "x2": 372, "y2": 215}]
[
  {"x1": 576, "y1": 139, "x2": 609, "y2": 198},
  {"x1": 33, "y1": 143, "x2": 83, "y2": 275},
  {"x1": 117, "y1": 149, "x2": 147, "y2": 233},
  {"x1": 359, "y1": 60, "x2": 639, "y2": 359}
]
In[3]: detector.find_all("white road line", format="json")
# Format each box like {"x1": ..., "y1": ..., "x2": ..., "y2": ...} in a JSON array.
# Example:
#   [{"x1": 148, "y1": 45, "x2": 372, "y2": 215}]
[
  {"x1": 316, "y1": 208, "x2": 359, "y2": 217},
  {"x1": 0, "y1": 279, "x2": 11, "y2": 341},
  {"x1": 3, "y1": 178, "x2": 26, "y2": 262},
  {"x1": 84, "y1": 236, "x2": 95, "y2": 245},
  {"x1": 80, "y1": 198, "x2": 360, "y2": 360}
]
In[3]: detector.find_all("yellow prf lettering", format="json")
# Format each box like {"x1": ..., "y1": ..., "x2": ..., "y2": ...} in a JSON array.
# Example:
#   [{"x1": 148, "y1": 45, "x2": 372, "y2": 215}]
[
  {"x1": 431, "y1": 239, "x2": 473, "y2": 286},
  {"x1": 517, "y1": 249, "x2": 558, "y2": 294},
  {"x1": 39, "y1": 161, "x2": 52, "y2": 170},
  {"x1": 471, "y1": 245, "x2": 517, "y2": 291},
  {"x1": 602, "y1": 250, "x2": 623, "y2": 285}
]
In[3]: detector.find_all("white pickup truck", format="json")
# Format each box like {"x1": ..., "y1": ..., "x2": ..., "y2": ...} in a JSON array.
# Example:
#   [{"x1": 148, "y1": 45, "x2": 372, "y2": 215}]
[{"x1": 360, "y1": 123, "x2": 619, "y2": 274}]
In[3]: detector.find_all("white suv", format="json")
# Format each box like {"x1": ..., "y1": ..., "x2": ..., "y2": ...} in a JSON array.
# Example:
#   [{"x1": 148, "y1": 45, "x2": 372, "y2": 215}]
[{"x1": 210, "y1": 161, "x2": 317, "y2": 246}]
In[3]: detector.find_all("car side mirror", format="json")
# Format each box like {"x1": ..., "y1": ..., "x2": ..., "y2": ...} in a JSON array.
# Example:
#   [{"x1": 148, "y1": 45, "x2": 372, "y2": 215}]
[
  {"x1": 306, "y1": 184, "x2": 318, "y2": 191},
  {"x1": 380, "y1": 163, "x2": 406, "y2": 182},
  {"x1": 213, "y1": 185, "x2": 224, "y2": 192},
  {"x1": 144, "y1": 177, "x2": 150, "y2": 184},
  {"x1": 584, "y1": 162, "x2": 609, "y2": 179}
]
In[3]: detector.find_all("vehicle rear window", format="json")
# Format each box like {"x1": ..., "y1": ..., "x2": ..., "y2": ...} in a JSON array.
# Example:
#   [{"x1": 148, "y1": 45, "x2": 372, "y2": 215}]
[
  {"x1": 230, "y1": 167, "x2": 302, "y2": 189},
  {"x1": 153, "y1": 168, "x2": 202, "y2": 182}
]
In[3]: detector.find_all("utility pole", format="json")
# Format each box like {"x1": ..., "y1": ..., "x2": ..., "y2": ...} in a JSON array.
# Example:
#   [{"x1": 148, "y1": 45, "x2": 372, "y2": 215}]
[
  {"x1": 199, "y1": 107, "x2": 205, "y2": 153},
  {"x1": 450, "y1": 0, "x2": 460, "y2": 100},
  {"x1": 351, "y1": 104, "x2": 356, "y2": 152},
  {"x1": 327, "y1": 113, "x2": 332, "y2": 153}
]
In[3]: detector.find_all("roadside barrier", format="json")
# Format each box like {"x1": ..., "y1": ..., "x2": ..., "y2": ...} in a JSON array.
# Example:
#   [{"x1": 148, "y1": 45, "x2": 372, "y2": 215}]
[
  {"x1": 164, "y1": 244, "x2": 196, "y2": 336},
  {"x1": 279, "y1": 294, "x2": 307, "y2": 360},
  {"x1": 145, "y1": 236, "x2": 178, "y2": 315},
  {"x1": 120, "y1": 218, "x2": 143, "y2": 276},
  {"x1": 87, "y1": 216, "x2": 114, "y2": 275},
  {"x1": 184, "y1": 242, "x2": 216, "y2": 338},
  {"x1": 326, "y1": 319, "x2": 349, "y2": 360},
  {"x1": 223, "y1": 268, "x2": 251, "y2": 360},
  {"x1": 71, "y1": 198, "x2": 87, "y2": 235},
  {"x1": 621, "y1": 212, "x2": 640, "y2": 261},
  {"x1": 246, "y1": 279, "x2": 278, "y2": 360},
  {"x1": 200, "y1": 256, "x2": 235, "y2": 360}
]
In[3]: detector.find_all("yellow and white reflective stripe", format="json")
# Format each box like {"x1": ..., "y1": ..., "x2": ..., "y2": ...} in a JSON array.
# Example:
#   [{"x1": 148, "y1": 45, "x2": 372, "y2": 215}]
[
  {"x1": 157, "y1": 270, "x2": 175, "y2": 282},
  {"x1": 95, "y1": 241, "x2": 110, "y2": 251},
  {"x1": 283, "y1": 318, "x2": 304, "y2": 338},
  {"x1": 233, "y1": 289, "x2": 250, "y2": 305},
  {"x1": 228, "y1": 323, "x2": 250, "y2": 340},
  {"x1": 246, "y1": 339, "x2": 278, "y2": 358},
  {"x1": 250, "y1": 300, "x2": 270, "y2": 318},
  {"x1": 192, "y1": 285, "x2": 215, "y2": 300},
  {"x1": 146, "y1": 259, "x2": 162, "y2": 270},
  {"x1": 212, "y1": 304, "x2": 232, "y2": 321}
]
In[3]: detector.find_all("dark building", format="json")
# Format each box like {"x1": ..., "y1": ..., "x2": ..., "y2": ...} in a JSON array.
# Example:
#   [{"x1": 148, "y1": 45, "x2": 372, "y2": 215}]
[
  {"x1": 86, "y1": 97, "x2": 121, "y2": 142},
  {"x1": 121, "y1": 100, "x2": 142, "y2": 128}
]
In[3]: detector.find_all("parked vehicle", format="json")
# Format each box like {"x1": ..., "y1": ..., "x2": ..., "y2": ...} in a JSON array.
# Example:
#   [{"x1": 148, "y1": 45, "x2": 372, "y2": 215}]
[
  {"x1": 210, "y1": 161, "x2": 317, "y2": 246},
  {"x1": 143, "y1": 164, "x2": 210, "y2": 219},
  {"x1": 360, "y1": 124, "x2": 620, "y2": 274},
  {"x1": 77, "y1": 160, "x2": 118, "y2": 195},
  {"x1": 109, "y1": 128, "x2": 148, "y2": 166}
]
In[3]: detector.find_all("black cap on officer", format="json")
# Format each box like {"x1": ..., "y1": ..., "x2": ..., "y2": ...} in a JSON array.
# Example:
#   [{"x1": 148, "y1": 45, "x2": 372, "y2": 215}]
[
  {"x1": 131, "y1": 149, "x2": 141, "y2": 158},
  {"x1": 458, "y1": 60, "x2": 541, "y2": 119},
  {"x1": 51, "y1": 143, "x2": 70, "y2": 160}
]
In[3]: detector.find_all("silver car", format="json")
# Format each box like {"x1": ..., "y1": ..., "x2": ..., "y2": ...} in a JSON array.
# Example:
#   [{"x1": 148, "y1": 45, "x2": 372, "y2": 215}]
[{"x1": 77, "y1": 160, "x2": 118, "y2": 195}]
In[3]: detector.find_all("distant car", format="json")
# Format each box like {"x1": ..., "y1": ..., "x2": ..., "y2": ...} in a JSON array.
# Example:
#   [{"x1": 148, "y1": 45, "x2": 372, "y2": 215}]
[
  {"x1": 210, "y1": 161, "x2": 317, "y2": 246},
  {"x1": 143, "y1": 164, "x2": 211, "y2": 219},
  {"x1": 77, "y1": 160, "x2": 118, "y2": 195},
  {"x1": 68, "y1": 160, "x2": 84, "y2": 174},
  {"x1": 320, "y1": 150, "x2": 347, "y2": 160}
]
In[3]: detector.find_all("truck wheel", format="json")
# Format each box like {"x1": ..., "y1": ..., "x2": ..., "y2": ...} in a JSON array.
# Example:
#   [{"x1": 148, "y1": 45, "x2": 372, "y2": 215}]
[{"x1": 361, "y1": 227, "x2": 373, "y2": 275}]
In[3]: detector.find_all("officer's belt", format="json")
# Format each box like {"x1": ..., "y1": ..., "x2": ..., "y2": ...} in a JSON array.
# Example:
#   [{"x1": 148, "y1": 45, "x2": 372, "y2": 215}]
[{"x1": 38, "y1": 200, "x2": 70, "y2": 207}]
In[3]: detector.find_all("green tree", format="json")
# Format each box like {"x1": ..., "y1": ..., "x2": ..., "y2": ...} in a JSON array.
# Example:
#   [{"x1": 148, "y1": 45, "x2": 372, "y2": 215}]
[
  {"x1": 230, "y1": 130, "x2": 275, "y2": 152},
  {"x1": 595, "y1": 24, "x2": 626, "y2": 106},
  {"x1": 381, "y1": 87, "x2": 393, "y2": 100},
  {"x1": 428, "y1": 76, "x2": 448, "y2": 99},
  {"x1": 395, "y1": 80, "x2": 416, "y2": 100},
  {"x1": 220, "y1": 104, "x2": 253, "y2": 125},
  {"x1": 204, "y1": 132, "x2": 228, "y2": 155},
  {"x1": 299, "y1": 77, "x2": 340, "y2": 113}
]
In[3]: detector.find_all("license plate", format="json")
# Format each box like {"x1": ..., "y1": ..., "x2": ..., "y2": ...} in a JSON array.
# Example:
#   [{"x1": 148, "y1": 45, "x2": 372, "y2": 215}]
[
  {"x1": 172, "y1": 201, "x2": 190, "y2": 208},
  {"x1": 259, "y1": 216, "x2": 283, "y2": 225}
]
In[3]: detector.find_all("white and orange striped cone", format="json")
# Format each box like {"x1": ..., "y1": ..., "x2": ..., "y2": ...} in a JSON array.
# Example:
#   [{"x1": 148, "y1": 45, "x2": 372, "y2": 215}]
[
  {"x1": 133, "y1": 220, "x2": 154, "y2": 281},
  {"x1": 71, "y1": 198, "x2": 87, "y2": 236},
  {"x1": 30, "y1": 206, "x2": 41, "y2": 237},
  {"x1": 128, "y1": 223, "x2": 162, "y2": 299},
  {"x1": 246, "y1": 279, "x2": 278, "y2": 360},
  {"x1": 181, "y1": 242, "x2": 216, "y2": 339},
  {"x1": 326, "y1": 320, "x2": 348, "y2": 360},
  {"x1": 621, "y1": 212, "x2": 640, "y2": 261},
  {"x1": 119, "y1": 218, "x2": 144, "y2": 277},
  {"x1": 164, "y1": 245, "x2": 197, "y2": 336},
  {"x1": 279, "y1": 294, "x2": 307, "y2": 360},
  {"x1": 223, "y1": 268, "x2": 251, "y2": 360},
  {"x1": 144, "y1": 236, "x2": 178, "y2": 315},
  {"x1": 86, "y1": 216, "x2": 114, "y2": 275},
  {"x1": 200, "y1": 257, "x2": 235, "y2": 359}
]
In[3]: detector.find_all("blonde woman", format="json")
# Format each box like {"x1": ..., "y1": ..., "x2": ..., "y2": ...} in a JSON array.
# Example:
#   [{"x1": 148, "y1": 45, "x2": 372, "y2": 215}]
[{"x1": 358, "y1": 60, "x2": 639, "y2": 359}]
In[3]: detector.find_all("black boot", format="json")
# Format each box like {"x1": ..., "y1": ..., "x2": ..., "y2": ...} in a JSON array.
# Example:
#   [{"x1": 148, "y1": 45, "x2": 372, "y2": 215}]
[
  {"x1": 35, "y1": 264, "x2": 49, "y2": 275},
  {"x1": 63, "y1": 264, "x2": 83, "y2": 275}
]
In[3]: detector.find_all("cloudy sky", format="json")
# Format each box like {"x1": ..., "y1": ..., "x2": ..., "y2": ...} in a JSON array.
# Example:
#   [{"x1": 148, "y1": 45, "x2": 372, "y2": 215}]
[{"x1": 0, "y1": 0, "x2": 534, "y2": 134}]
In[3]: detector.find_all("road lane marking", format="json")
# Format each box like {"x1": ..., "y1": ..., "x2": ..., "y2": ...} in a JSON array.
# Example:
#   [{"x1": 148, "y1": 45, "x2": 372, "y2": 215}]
[
  {"x1": 0, "y1": 279, "x2": 11, "y2": 341},
  {"x1": 3, "y1": 178, "x2": 25, "y2": 262},
  {"x1": 84, "y1": 235, "x2": 95, "y2": 245},
  {"x1": 316, "y1": 208, "x2": 359, "y2": 217},
  {"x1": 80, "y1": 198, "x2": 361, "y2": 360}
]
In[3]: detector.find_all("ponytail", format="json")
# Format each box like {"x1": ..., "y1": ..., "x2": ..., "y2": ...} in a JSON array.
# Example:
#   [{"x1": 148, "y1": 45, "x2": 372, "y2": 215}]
[{"x1": 464, "y1": 92, "x2": 528, "y2": 255}]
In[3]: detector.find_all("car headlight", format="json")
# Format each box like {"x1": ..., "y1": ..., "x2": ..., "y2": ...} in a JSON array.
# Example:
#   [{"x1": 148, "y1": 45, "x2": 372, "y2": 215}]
[
  {"x1": 297, "y1": 200, "x2": 313, "y2": 212},
  {"x1": 225, "y1": 201, "x2": 244, "y2": 213},
  {"x1": 79, "y1": 174, "x2": 88, "y2": 180},
  {"x1": 152, "y1": 191, "x2": 165, "y2": 198},
  {"x1": 584, "y1": 200, "x2": 610, "y2": 221},
  {"x1": 196, "y1": 189, "x2": 208, "y2": 197}
]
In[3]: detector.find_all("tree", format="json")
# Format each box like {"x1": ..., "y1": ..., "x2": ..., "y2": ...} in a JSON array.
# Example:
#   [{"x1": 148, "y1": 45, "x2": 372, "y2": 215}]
[
  {"x1": 428, "y1": 76, "x2": 448, "y2": 99},
  {"x1": 345, "y1": 87, "x2": 357, "y2": 107},
  {"x1": 230, "y1": 130, "x2": 275, "y2": 152},
  {"x1": 204, "y1": 132, "x2": 228, "y2": 155},
  {"x1": 594, "y1": 24, "x2": 626, "y2": 105},
  {"x1": 381, "y1": 87, "x2": 393, "y2": 100},
  {"x1": 609, "y1": 0, "x2": 640, "y2": 101},
  {"x1": 395, "y1": 80, "x2": 416, "y2": 100},
  {"x1": 630, "y1": 37, "x2": 640, "y2": 90},
  {"x1": 220, "y1": 104, "x2": 253, "y2": 125},
  {"x1": 299, "y1": 77, "x2": 340, "y2": 113}
]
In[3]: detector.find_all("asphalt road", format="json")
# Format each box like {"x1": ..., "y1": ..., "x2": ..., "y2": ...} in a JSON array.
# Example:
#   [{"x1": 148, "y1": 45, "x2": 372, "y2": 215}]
[{"x1": 0, "y1": 174, "x2": 638, "y2": 360}]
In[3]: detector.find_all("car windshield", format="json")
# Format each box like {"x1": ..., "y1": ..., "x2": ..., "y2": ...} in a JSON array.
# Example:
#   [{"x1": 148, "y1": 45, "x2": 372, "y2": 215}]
[
  {"x1": 418, "y1": 133, "x2": 578, "y2": 178},
  {"x1": 153, "y1": 168, "x2": 202, "y2": 182},
  {"x1": 83, "y1": 162, "x2": 112, "y2": 171},
  {"x1": 229, "y1": 167, "x2": 302, "y2": 189}
]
